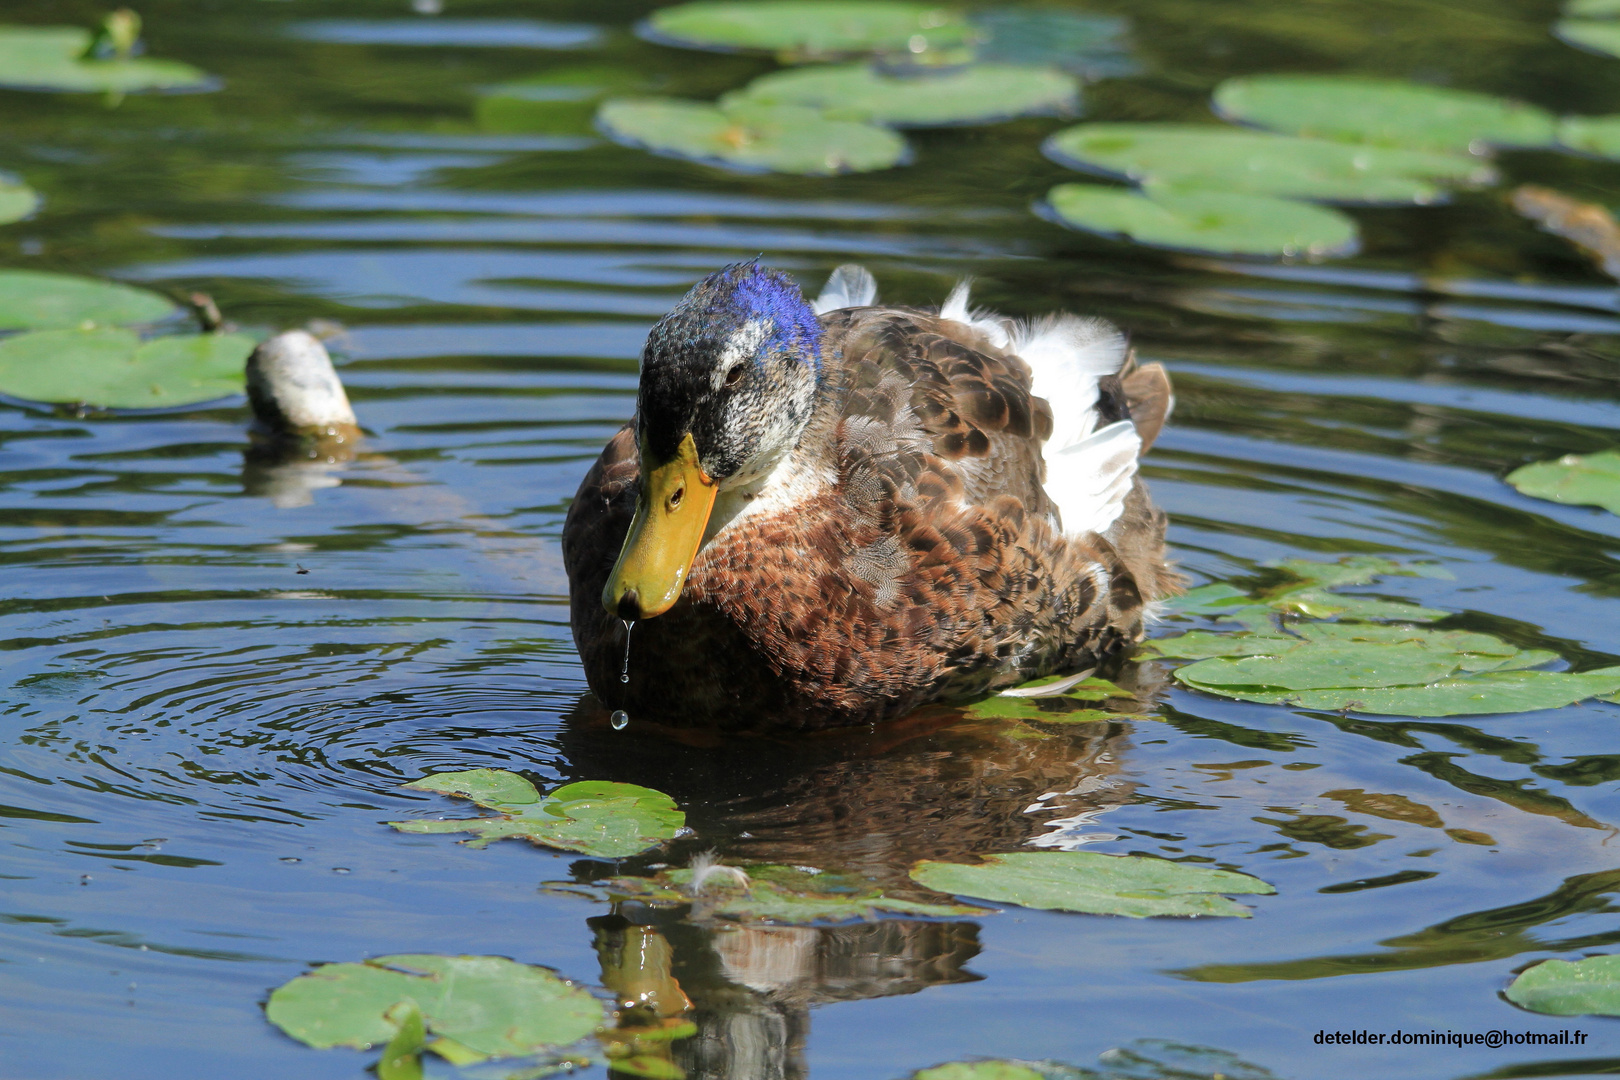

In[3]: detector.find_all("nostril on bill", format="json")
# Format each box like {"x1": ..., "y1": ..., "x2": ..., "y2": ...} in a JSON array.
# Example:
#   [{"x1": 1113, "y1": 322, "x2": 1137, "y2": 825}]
[{"x1": 615, "y1": 590, "x2": 642, "y2": 621}]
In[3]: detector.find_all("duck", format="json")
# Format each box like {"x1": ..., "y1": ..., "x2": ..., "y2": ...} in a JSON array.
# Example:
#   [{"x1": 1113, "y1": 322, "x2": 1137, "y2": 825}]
[{"x1": 562, "y1": 261, "x2": 1177, "y2": 731}]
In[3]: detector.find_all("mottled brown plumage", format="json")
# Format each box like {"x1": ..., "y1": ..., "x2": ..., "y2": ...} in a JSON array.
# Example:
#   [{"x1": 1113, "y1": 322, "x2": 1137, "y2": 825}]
[{"x1": 564, "y1": 284, "x2": 1175, "y2": 731}]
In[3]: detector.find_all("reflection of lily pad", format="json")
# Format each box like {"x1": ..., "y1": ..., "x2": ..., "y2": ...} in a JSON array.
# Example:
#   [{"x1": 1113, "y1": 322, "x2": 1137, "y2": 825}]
[
  {"x1": 0, "y1": 25, "x2": 211, "y2": 93},
  {"x1": 1505, "y1": 955, "x2": 1620, "y2": 1016},
  {"x1": 597, "y1": 98, "x2": 908, "y2": 174},
  {"x1": 1507, "y1": 450, "x2": 1620, "y2": 516},
  {"x1": 1214, "y1": 76, "x2": 1557, "y2": 153},
  {"x1": 266, "y1": 954, "x2": 604, "y2": 1062},
  {"x1": 910, "y1": 851, "x2": 1275, "y2": 918},
  {"x1": 0, "y1": 270, "x2": 179, "y2": 330},
  {"x1": 1046, "y1": 184, "x2": 1358, "y2": 258},
  {"x1": 389, "y1": 770, "x2": 684, "y2": 859},
  {"x1": 643, "y1": 2, "x2": 974, "y2": 60},
  {"x1": 732, "y1": 63, "x2": 1076, "y2": 127},
  {"x1": 0, "y1": 178, "x2": 38, "y2": 225},
  {"x1": 605, "y1": 863, "x2": 988, "y2": 923},
  {"x1": 1045, "y1": 124, "x2": 1490, "y2": 204},
  {"x1": 0, "y1": 328, "x2": 254, "y2": 408}
]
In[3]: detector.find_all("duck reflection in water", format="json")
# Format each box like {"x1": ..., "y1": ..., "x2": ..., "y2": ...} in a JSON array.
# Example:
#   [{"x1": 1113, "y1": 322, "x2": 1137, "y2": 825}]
[{"x1": 560, "y1": 670, "x2": 1157, "y2": 1080}]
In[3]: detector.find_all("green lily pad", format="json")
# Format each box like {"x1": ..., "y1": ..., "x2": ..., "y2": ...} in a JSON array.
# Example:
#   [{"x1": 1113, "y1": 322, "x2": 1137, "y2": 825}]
[
  {"x1": 643, "y1": 2, "x2": 974, "y2": 61},
  {"x1": 1213, "y1": 77, "x2": 1558, "y2": 154},
  {"x1": 265, "y1": 954, "x2": 604, "y2": 1062},
  {"x1": 597, "y1": 98, "x2": 908, "y2": 174},
  {"x1": 0, "y1": 270, "x2": 179, "y2": 330},
  {"x1": 1569, "y1": 0, "x2": 1620, "y2": 15},
  {"x1": 964, "y1": 676, "x2": 1135, "y2": 724},
  {"x1": 389, "y1": 771, "x2": 684, "y2": 859},
  {"x1": 0, "y1": 178, "x2": 38, "y2": 225},
  {"x1": 1159, "y1": 583, "x2": 1251, "y2": 616},
  {"x1": 913, "y1": 1064, "x2": 1045, "y2": 1080},
  {"x1": 0, "y1": 327, "x2": 254, "y2": 409},
  {"x1": 0, "y1": 24, "x2": 211, "y2": 93},
  {"x1": 1046, "y1": 124, "x2": 1490, "y2": 204},
  {"x1": 476, "y1": 65, "x2": 641, "y2": 135},
  {"x1": 377, "y1": 1001, "x2": 426, "y2": 1080},
  {"x1": 910, "y1": 851, "x2": 1275, "y2": 918},
  {"x1": 1557, "y1": 115, "x2": 1620, "y2": 159},
  {"x1": 1558, "y1": 18, "x2": 1620, "y2": 59},
  {"x1": 1184, "y1": 666, "x2": 1620, "y2": 716},
  {"x1": 1046, "y1": 184, "x2": 1358, "y2": 258},
  {"x1": 604, "y1": 863, "x2": 988, "y2": 923},
  {"x1": 1505, "y1": 955, "x2": 1620, "y2": 1016},
  {"x1": 731, "y1": 63, "x2": 1076, "y2": 127},
  {"x1": 1507, "y1": 450, "x2": 1620, "y2": 516}
]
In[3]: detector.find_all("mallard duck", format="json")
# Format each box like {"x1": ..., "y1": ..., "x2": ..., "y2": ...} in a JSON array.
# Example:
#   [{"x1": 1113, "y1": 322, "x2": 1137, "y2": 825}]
[{"x1": 562, "y1": 262, "x2": 1176, "y2": 731}]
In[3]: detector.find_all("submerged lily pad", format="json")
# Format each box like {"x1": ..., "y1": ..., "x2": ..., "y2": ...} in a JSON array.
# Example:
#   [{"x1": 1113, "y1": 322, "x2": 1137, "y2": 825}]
[
  {"x1": 597, "y1": 97, "x2": 907, "y2": 174},
  {"x1": 732, "y1": 63, "x2": 1076, "y2": 127},
  {"x1": 1505, "y1": 955, "x2": 1620, "y2": 1016},
  {"x1": 643, "y1": 1, "x2": 974, "y2": 60},
  {"x1": 389, "y1": 770, "x2": 683, "y2": 858},
  {"x1": 266, "y1": 954, "x2": 603, "y2": 1062},
  {"x1": 0, "y1": 270, "x2": 179, "y2": 330},
  {"x1": 1046, "y1": 184, "x2": 1358, "y2": 258},
  {"x1": 1213, "y1": 76, "x2": 1557, "y2": 153},
  {"x1": 971, "y1": 9, "x2": 1134, "y2": 77},
  {"x1": 1045, "y1": 124, "x2": 1490, "y2": 204},
  {"x1": 0, "y1": 327, "x2": 254, "y2": 408},
  {"x1": 1507, "y1": 450, "x2": 1620, "y2": 516},
  {"x1": 910, "y1": 851, "x2": 1275, "y2": 918},
  {"x1": 0, "y1": 24, "x2": 211, "y2": 93},
  {"x1": 477, "y1": 66, "x2": 641, "y2": 135},
  {"x1": 605, "y1": 863, "x2": 987, "y2": 923},
  {"x1": 0, "y1": 178, "x2": 38, "y2": 225}
]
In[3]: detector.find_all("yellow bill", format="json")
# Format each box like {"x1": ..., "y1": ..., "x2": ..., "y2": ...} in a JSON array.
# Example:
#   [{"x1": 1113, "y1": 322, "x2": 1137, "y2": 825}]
[{"x1": 602, "y1": 431, "x2": 718, "y2": 620}]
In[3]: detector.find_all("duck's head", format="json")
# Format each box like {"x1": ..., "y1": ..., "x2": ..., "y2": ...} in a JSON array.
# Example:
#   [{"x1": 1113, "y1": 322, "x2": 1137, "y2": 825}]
[{"x1": 603, "y1": 261, "x2": 822, "y2": 621}]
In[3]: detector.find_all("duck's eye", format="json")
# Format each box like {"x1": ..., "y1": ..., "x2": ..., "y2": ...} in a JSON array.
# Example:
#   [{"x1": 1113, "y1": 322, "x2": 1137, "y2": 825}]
[
  {"x1": 668, "y1": 484, "x2": 684, "y2": 511},
  {"x1": 724, "y1": 363, "x2": 746, "y2": 387}
]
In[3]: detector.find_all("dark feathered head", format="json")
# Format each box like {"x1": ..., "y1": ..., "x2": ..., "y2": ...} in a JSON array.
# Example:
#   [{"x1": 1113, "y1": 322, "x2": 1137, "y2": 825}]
[{"x1": 604, "y1": 262, "x2": 824, "y2": 620}]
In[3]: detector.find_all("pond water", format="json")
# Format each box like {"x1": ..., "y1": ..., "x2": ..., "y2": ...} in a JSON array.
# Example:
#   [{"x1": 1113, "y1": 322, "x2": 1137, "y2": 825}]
[{"x1": 4, "y1": 1, "x2": 1620, "y2": 1077}]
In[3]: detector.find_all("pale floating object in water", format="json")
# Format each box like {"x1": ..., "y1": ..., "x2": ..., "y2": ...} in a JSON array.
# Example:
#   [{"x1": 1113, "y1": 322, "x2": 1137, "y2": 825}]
[
  {"x1": 998, "y1": 667, "x2": 1097, "y2": 698},
  {"x1": 242, "y1": 331, "x2": 361, "y2": 508}
]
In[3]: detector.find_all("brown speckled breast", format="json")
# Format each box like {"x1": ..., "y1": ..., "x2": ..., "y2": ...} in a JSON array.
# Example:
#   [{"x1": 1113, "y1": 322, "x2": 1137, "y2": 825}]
[{"x1": 562, "y1": 307, "x2": 1175, "y2": 730}]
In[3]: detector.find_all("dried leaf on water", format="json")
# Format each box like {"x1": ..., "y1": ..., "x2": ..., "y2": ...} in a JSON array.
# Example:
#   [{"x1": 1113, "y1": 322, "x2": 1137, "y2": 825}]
[
  {"x1": 1511, "y1": 184, "x2": 1620, "y2": 281},
  {"x1": 390, "y1": 770, "x2": 684, "y2": 859},
  {"x1": 909, "y1": 851, "x2": 1274, "y2": 918},
  {"x1": 597, "y1": 98, "x2": 908, "y2": 174},
  {"x1": 0, "y1": 328, "x2": 255, "y2": 409},
  {"x1": 1506, "y1": 955, "x2": 1620, "y2": 1016},
  {"x1": 265, "y1": 954, "x2": 603, "y2": 1062},
  {"x1": 1507, "y1": 449, "x2": 1620, "y2": 516}
]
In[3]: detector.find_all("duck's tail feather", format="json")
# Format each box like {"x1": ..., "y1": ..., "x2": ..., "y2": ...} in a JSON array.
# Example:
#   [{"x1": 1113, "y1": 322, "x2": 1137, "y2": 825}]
[{"x1": 813, "y1": 264, "x2": 878, "y2": 314}]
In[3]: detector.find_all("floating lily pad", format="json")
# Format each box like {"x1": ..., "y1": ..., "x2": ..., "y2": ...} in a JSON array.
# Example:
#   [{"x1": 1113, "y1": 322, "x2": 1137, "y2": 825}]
[
  {"x1": 0, "y1": 327, "x2": 254, "y2": 409},
  {"x1": 266, "y1": 954, "x2": 603, "y2": 1063},
  {"x1": 1213, "y1": 76, "x2": 1557, "y2": 154},
  {"x1": 0, "y1": 178, "x2": 38, "y2": 225},
  {"x1": 0, "y1": 24, "x2": 211, "y2": 93},
  {"x1": 1185, "y1": 665, "x2": 1620, "y2": 716},
  {"x1": 971, "y1": 9, "x2": 1135, "y2": 78},
  {"x1": 1507, "y1": 450, "x2": 1620, "y2": 516},
  {"x1": 1505, "y1": 955, "x2": 1620, "y2": 1016},
  {"x1": 1557, "y1": 115, "x2": 1620, "y2": 159},
  {"x1": 1045, "y1": 124, "x2": 1490, "y2": 204},
  {"x1": 0, "y1": 270, "x2": 179, "y2": 330},
  {"x1": 389, "y1": 770, "x2": 683, "y2": 859},
  {"x1": 1046, "y1": 184, "x2": 1358, "y2": 258},
  {"x1": 732, "y1": 63, "x2": 1076, "y2": 127},
  {"x1": 605, "y1": 863, "x2": 988, "y2": 923},
  {"x1": 476, "y1": 65, "x2": 641, "y2": 134},
  {"x1": 964, "y1": 676, "x2": 1135, "y2": 724},
  {"x1": 597, "y1": 98, "x2": 908, "y2": 174},
  {"x1": 910, "y1": 851, "x2": 1275, "y2": 918},
  {"x1": 1159, "y1": 583, "x2": 1251, "y2": 616},
  {"x1": 1558, "y1": 18, "x2": 1620, "y2": 59},
  {"x1": 913, "y1": 1064, "x2": 1045, "y2": 1080},
  {"x1": 643, "y1": 2, "x2": 974, "y2": 60}
]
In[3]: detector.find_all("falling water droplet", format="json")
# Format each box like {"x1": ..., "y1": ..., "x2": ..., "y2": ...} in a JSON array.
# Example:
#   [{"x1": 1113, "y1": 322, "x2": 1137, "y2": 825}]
[
  {"x1": 620, "y1": 618, "x2": 635, "y2": 683},
  {"x1": 610, "y1": 710, "x2": 630, "y2": 731}
]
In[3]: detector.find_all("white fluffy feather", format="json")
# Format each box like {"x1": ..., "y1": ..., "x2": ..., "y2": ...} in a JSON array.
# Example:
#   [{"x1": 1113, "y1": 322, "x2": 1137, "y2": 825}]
[
  {"x1": 938, "y1": 281, "x2": 1139, "y2": 537},
  {"x1": 813, "y1": 264, "x2": 878, "y2": 314}
]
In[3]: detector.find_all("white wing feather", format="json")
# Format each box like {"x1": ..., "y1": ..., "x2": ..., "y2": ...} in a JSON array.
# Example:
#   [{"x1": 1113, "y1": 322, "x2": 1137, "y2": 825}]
[{"x1": 813, "y1": 264, "x2": 878, "y2": 314}]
